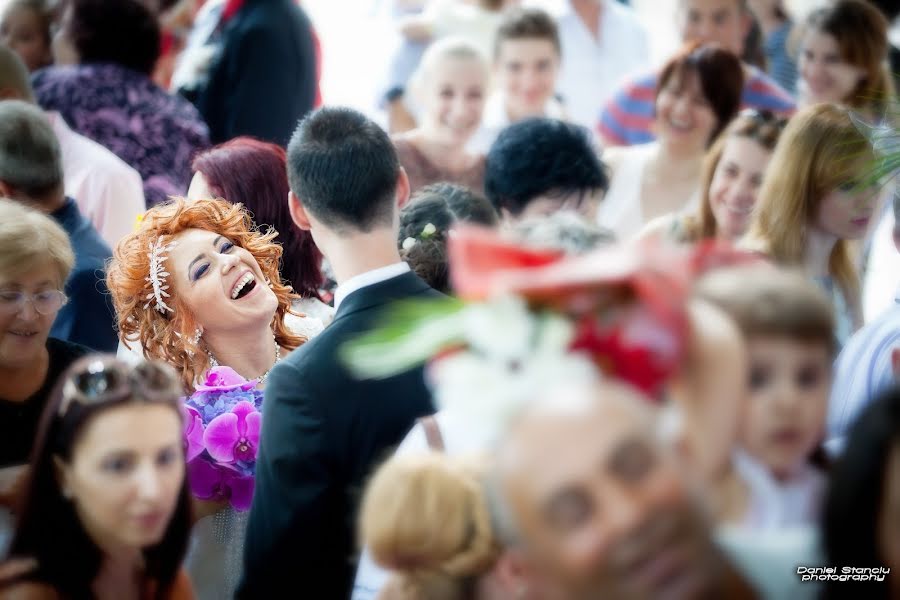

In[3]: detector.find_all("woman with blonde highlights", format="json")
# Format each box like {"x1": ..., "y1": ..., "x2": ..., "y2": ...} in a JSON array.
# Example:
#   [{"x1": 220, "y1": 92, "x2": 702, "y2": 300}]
[
  {"x1": 107, "y1": 197, "x2": 306, "y2": 390},
  {"x1": 359, "y1": 453, "x2": 517, "y2": 600},
  {"x1": 641, "y1": 110, "x2": 787, "y2": 243},
  {"x1": 743, "y1": 103, "x2": 879, "y2": 345}
]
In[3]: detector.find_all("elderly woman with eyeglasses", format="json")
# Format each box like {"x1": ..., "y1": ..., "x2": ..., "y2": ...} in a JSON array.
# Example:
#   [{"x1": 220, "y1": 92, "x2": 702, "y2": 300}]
[
  {"x1": 0, "y1": 355, "x2": 193, "y2": 599},
  {"x1": 0, "y1": 200, "x2": 88, "y2": 505}
]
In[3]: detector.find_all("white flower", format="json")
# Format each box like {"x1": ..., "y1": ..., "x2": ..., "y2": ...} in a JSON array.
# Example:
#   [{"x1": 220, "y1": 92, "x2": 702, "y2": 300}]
[
  {"x1": 461, "y1": 295, "x2": 536, "y2": 363},
  {"x1": 401, "y1": 237, "x2": 417, "y2": 251}
]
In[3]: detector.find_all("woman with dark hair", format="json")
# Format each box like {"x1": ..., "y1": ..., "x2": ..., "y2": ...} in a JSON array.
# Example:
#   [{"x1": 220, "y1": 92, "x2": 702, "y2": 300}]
[
  {"x1": 823, "y1": 384, "x2": 900, "y2": 599},
  {"x1": 0, "y1": 355, "x2": 193, "y2": 599},
  {"x1": 32, "y1": 0, "x2": 209, "y2": 207},
  {"x1": 597, "y1": 42, "x2": 744, "y2": 240},
  {"x1": 398, "y1": 183, "x2": 498, "y2": 294},
  {"x1": 188, "y1": 137, "x2": 330, "y2": 324}
]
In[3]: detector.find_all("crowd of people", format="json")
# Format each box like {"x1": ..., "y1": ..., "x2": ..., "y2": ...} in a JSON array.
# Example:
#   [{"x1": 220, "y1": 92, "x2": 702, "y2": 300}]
[{"x1": 0, "y1": 0, "x2": 897, "y2": 598}]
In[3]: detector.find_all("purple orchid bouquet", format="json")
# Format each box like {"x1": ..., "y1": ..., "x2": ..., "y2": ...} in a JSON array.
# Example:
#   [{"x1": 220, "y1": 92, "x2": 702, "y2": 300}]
[{"x1": 182, "y1": 367, "x2": 263, "y2": 511}]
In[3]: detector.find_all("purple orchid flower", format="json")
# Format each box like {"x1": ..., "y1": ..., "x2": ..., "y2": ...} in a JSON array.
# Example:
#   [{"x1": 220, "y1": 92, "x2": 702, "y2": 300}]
[
  {"x1": 203, "y1": 400, "x2": 261, "y2": 464},
  {"x1": 182, "y1": 405, "x2": 205, "y2": 463},
  {"x1": 187, "y1": 459, "x2": 255, "y2": 511}
]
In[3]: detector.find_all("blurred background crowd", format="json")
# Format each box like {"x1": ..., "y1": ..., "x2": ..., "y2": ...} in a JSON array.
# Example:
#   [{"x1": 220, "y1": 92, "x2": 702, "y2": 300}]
[{"x1": 0, "y1": 0, "x2": 897, "y2": 599}]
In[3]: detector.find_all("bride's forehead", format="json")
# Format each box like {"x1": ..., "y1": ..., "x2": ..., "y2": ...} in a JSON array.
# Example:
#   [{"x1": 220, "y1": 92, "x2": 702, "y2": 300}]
[{"x1": 171, "y1": 228, "x2": 219, "y2": 248}]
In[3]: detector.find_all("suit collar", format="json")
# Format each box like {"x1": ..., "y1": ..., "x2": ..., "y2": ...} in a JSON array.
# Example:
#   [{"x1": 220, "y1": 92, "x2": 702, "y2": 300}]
[{"x1": 332, "y1": 271, "x2": 433, "y2": 321}]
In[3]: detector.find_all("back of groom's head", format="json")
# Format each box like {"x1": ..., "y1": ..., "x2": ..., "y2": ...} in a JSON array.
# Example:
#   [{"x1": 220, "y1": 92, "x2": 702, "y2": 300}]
[{"x1": 287, "y1": 107, "x2": 400, "y2": 232}]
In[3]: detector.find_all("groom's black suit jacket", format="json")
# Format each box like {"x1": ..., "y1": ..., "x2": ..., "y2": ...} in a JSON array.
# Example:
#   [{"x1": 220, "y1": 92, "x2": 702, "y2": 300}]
[{"x1": 238, "y1": 271, "x2": 438, "y2": 599}]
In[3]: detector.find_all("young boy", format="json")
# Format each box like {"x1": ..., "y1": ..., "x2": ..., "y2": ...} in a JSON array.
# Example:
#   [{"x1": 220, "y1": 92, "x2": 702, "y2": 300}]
[
  {"x1": 469, "y1": 7, "x2": 565, "y2": 152},
  {"x1": 696, "y1": 264, "x2": 835, "y2": 529}
]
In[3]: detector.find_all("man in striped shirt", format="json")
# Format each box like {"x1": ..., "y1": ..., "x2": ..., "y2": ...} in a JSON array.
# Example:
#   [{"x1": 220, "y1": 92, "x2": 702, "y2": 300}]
[
  {"x1": 598, "y1": 0, "x2": 795, "y2": 146},
  {"x1": 827, "y1": 194, "x2": 900, "y2": 455}
]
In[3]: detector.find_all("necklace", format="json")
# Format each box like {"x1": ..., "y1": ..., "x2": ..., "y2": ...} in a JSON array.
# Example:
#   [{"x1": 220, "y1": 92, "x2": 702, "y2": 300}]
[{"x1": 208, "y1": 334, "x2": 282, "y2": 384}]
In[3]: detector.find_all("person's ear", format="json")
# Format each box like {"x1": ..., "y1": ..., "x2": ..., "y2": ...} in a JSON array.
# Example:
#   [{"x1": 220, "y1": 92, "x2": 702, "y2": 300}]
[
  {"x1": 396, "y1": 167, "x2": 411, "y2": 210},
  {"x1": 288, "y1": 191, "x2": 312, "y2": 231}
]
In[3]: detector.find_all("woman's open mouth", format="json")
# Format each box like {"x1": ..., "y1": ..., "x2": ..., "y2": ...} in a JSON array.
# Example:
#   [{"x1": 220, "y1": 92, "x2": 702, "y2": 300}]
[{"x1": 231, "y1": 272, "x2": 257, "y2": 300}]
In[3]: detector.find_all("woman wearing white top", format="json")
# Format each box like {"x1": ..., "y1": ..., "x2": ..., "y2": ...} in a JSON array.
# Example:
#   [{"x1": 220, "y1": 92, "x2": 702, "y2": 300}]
[{"x1": 597, "y1": 43, "x2": 744, "y2": 240}]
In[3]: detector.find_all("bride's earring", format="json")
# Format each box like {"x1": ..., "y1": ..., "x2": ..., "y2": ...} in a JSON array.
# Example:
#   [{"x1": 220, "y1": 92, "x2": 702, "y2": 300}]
[{"x1": 191, "y1": 327, "x2": 203, "y2": 346}]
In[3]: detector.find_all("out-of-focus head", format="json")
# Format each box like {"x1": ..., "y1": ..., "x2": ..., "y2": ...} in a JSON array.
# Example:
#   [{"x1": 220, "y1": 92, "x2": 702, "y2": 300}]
[
  {"x1": 0, "y1": 198, "x2": 73, "y2": 370},
  {"x1": 10, "y1": 356, "x2": 190, "y2": 598},
  {"x1": 667, "y1": 299, "x2": 748, "y2": 486},
  {"x1": 747, "y1": 103, "x2": 877, "y2": 298},
  {"x1": 487, "y1": 380, "x2": 727, "y2": 600},
  {"x1": 485, "y1": 118, "x2": 608, "y2": 224},
  {"x1": 106, "y1": 198, "x2": 304, "y2": 389},
  {"x1": 0, "y1": 0, "x2": 52, "y2": 72},
  {"x1": 697, "y1": 265, "x2": 834, "y2": 479},
  {"x1": 0, "y1": 99, "x2": 62, "y2": 205},
  {"x1": 796, "y1": 0, "x2": 891, "y2": 111},
  {"x1": 399, "y1": 183, "x2": 498, "y2": 294},
  {"x1": 361, "y1": 453, "x2": 503, "y2": 599},
  {"x1": 696, "y1": 109, "x2": 786, "y2": 241},
  {"x1": 52, "y1": 0, "x2": 160, "y2": 75},
  {"x1": 493, "y1": 7, "x2": 561, "y2": 120},
  {"x1": 0, "y1": 42, "x2": 35, "y2": 101},
  {"x1": 655, "y1": 42, "x2": 744, "y2": 154},
  {"x1": 410, "y1": 37, "x2": 489, "y2": 148},
  {"x1": 824, "y1": 384, "x2": 900, "y2": 599},
  {"x1": 286, "y1": 107, "x2": 407, "y2": 237},
  {"x1": 510, "y1": 211, "x2": 615, "y2": 255},
  {"x1": 190, "y1": 137, "x2": 324, "y2": 300},
  {"x1": 676, "y1": 0, "x2": 752, "y2": 56}
]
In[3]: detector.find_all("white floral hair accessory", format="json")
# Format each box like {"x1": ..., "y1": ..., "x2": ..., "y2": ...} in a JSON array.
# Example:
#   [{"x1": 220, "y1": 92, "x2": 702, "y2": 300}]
[
  {"x1": 144, "y1": 237, "x2": 177, "y2": 314},
  {"x1": 401, "y1": 222, "x2": 438, "y2": 251}
]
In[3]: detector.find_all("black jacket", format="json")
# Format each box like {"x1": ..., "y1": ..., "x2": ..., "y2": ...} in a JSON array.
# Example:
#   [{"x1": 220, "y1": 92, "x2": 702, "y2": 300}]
[
  {"x1": 239, "y1": 271, "x2": 438, "y2": 599},
  {"x1": 196, "y1": 0, "x2": 317, "y2": 145}
]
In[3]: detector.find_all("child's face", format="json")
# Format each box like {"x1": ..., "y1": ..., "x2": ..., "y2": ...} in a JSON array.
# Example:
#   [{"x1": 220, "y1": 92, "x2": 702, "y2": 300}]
[
  {"x1": 741, "y1": 336, "x2": 831, "y2": 479},
  {"x1": 0, "y1": 4, "x2": 50, "y2": 72},
  {"x1": 494, "y1": 38, "x2": 559, "y2": 120}
]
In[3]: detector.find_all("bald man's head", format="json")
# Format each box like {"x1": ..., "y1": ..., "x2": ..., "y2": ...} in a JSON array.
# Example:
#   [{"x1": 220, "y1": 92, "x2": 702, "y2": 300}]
[
  {"x1": 484, "y1": 380, "x2": 725, "y2": 600},
  {"x1": 0, "y1": 44, "x2": 35, "y2": 102}
]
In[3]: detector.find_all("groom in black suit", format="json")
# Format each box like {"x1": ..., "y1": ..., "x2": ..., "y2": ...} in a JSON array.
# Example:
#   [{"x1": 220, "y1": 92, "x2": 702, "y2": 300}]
[{"x1": 238, "y1": 108, "x2": 438, "y2": 599}]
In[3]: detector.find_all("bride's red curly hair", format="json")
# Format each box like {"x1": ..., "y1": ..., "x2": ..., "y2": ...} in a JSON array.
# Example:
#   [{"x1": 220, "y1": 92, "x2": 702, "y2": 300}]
[{"x1": 107, "y1": 197, "x2": 305, "y2": 390}]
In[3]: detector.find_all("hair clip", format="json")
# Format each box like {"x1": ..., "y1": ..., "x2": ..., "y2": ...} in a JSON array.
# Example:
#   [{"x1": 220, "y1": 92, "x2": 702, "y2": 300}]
[{"x1": 144, "y1": 237, "x2": 177, "y2": 314}]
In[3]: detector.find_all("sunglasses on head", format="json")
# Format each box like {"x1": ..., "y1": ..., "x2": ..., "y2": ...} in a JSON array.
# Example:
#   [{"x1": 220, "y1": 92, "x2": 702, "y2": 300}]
[
  {"x1": 59, "y1": 357, "x2": 182, "y2": 418},
  {"x1": 739, "y1": 108, "x2": 788, "y2": 130}
]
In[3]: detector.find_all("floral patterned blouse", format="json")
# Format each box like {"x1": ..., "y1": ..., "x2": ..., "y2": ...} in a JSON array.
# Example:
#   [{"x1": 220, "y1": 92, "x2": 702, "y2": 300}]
[{"x1": 33, "y1": 63, "x2": 210, "y2": 207}]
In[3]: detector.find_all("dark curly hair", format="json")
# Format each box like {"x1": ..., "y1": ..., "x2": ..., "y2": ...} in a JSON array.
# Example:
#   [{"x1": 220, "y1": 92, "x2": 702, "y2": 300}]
[
  {"x1": 399, "y1": 183, "x2": 498, "y2": 293},
  {"x1": 485, "y1": 118, "x2": 609, "y2": 217},
  {"x1": 63, "y1": 0, "x2": 160, "y2": 75}
]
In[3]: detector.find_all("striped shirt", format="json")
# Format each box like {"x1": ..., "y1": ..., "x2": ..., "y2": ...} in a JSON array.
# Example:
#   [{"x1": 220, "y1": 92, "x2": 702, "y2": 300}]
[
  {"x1": 597, "y1": 65, "x2": 796, "y2": 146},
  {"x1": 827, "y1": 295, "x2": 900, "y2": 454},
  {"x1": 764, "y1": 21, "x2": 798, "y2": 96}
]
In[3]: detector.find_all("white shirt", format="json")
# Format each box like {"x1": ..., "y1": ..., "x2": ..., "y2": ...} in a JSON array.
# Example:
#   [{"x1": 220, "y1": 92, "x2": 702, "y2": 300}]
[
  {"x1": 333, "y1": 262, "x2": 411, "y2": 311},
  {"x1": 863, "y1": 209, "x2": 900, "y2": 323},
  {"x1": 549, "y1": 0, "x2": 650, "y2": 130},
  {"x1": 48, "y1": 111, "x2": 146, "y2": 248}
]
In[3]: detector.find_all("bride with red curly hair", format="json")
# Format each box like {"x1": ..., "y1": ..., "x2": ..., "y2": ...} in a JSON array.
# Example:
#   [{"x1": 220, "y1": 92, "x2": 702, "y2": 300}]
[
  {"x1": 107, "y1": 197, "x2": 313, "y2": 390},
  {"x1": 106, "y1": 196, "x2": 318, "y2": 598}
]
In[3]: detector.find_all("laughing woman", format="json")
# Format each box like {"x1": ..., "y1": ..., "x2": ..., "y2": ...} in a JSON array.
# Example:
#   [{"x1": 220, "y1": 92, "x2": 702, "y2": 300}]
[
  {"x1": 597, "y1": 43, "x2": 743, "y2": 240},
  {"x1": 392, "y1": 37, "x2": 489, "y2": 196},
  {"x1": 106, "y1": 197, "x2": 312, "y2": 599}
]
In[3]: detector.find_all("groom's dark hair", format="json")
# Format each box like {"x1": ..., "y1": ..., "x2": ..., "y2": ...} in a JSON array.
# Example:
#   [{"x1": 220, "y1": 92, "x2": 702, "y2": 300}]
[{"x1": 287, "y1": 107, "x2": 399, "y2": 232}]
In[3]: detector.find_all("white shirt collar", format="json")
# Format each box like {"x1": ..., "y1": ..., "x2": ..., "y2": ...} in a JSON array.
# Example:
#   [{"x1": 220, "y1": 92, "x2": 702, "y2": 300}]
[{"x1": 333, "y1": 262, "x2": 411, "y2": 312}]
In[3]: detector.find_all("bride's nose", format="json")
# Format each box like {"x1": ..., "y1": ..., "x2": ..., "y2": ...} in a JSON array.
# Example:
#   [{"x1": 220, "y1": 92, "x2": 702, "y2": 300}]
[{"x1": 220, "y1": 252, "x2": 241, "y2": 274}]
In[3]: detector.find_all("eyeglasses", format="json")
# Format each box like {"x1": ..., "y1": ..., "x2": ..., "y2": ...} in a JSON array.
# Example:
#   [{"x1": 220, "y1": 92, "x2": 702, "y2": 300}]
[
  {"x1": 0, "y1": 290, "x2": 68, "y2": 316},
  {"x1": 59, "y1": 357, "x2": 182, "y2": 417}
]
